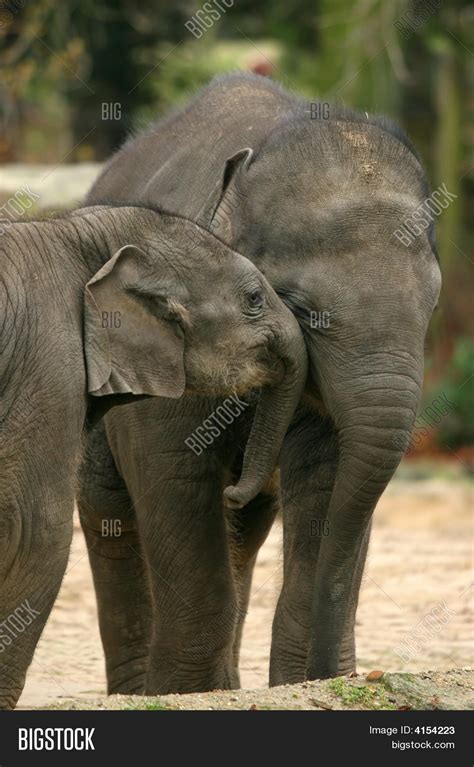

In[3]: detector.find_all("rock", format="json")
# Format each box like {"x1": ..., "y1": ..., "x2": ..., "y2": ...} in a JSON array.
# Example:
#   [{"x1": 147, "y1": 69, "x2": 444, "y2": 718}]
[
  {"x1": 366, "y1": 670, "x2": 384, "y2": 682},
  {"x1": 382, "y1": 671, "x2": 474, "y2": 710}
]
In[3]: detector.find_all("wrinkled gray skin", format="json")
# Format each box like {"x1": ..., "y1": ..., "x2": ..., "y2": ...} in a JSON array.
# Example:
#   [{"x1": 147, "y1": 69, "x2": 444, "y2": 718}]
[
  {"x1": 83, "y1": 72, "x2": 441, "y2": 691},
  {"x1": 0, "y1": 205, "x2": 306, "y2": 709}
]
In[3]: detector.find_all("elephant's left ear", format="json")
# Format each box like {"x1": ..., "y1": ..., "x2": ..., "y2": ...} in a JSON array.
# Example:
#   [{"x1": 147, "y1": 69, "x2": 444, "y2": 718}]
[
  {"x1": 198, "y1": 147, "x2": 254, "y2": 243},
  {"x1": 84, "y1": 244, "x2": 186, "y2": 400}
]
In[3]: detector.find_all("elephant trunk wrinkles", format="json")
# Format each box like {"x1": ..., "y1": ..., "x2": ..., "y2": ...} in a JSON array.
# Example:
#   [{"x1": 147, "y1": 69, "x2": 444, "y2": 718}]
[
  {"x1": 306, "y1": 361, "x2": 422, "y2": 679},
  {"x1": 224, "y1": 313, "x2": 308, "y2": 509}
]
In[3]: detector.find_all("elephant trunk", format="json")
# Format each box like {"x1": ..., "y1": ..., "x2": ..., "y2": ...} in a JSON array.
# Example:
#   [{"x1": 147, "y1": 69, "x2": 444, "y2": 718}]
[
  {"x1": 224, "y1": 313, "x2": 308, "y2": 509},
  {"x1": 306, "y1": 351, "x2": 423, "y2": 678}
]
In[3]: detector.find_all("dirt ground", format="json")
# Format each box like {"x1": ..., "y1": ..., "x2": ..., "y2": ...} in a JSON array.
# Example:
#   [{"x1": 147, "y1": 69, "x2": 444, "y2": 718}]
[
  {"x1": 18, "y1": 463, "x2": 473, "y2": 709},
  {"x1": 48, "y1": 669, "x2": 474, "y2": 711}
]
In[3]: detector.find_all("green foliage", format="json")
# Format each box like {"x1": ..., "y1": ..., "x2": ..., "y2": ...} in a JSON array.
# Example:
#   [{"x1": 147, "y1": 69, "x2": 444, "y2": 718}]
[
  {"x1": 135, "y1": 38, "x2": 283, "y2": 129},
  {"x1": 126, "y1": 698, "x2": 171, "y2": 711},
  {"x1": 430, "y1": 339, "x2": 474, "y2": 448},
  {"x1": 328, "y1": 677, "x2": 396, "y2": 709}
]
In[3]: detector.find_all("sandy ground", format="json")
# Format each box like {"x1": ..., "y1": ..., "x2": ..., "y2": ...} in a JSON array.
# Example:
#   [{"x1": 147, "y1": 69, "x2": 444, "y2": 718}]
[
  {"x1": 18, "y1": 466, "x2": 473, "y2": 709},
  {"x1": 48, "y1": 670, "x2": 474, "y2": 710}
]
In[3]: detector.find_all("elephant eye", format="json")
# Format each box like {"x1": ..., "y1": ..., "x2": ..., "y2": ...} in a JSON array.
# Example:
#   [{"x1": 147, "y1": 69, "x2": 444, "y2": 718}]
[{"x1": 245, "y1": 289, "x2": 265, "y2": 315}]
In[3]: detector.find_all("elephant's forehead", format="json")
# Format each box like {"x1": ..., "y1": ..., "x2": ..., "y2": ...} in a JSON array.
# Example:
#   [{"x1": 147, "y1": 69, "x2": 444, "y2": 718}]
[
  {"x1": 250, "y1": 193, "x2": 429, "y2": 254},
  {"x1": 309, "y1": 195, "x2": 427, "y2": 237},
  {"x1": 246, "y1": 174, "x2": 427, "y2": 240},
  {"x1": 252, "y1": 121, "x2": 427, "y2": 208}
]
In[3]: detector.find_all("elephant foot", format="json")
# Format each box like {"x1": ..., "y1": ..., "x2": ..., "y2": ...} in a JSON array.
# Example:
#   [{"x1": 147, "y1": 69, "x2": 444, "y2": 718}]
[
  {"x1": 145, "y1": 649, "x2": 237, "y2": 696},
  {"x1": 107, "y1": 657, "x2": 148, "y2": 695},
  {"x1": 0, "y1": 694, "x2": 20, "y2": 711},
  {"x1": 306, "y1": 664, "x2": 356, "y2": 681},
  {"x1": 108, "y1": 675, "x2": 147, "y2": 696},
  {"x1": 145, "y1": 672, "x2": 237, "y2": 696},
  {"x1": 270, "y1": 599, "x2": 309, "y2": 686},
  {"x1": 271, "y1": 600, "x2": 357, "y2": 684},
  {"x1": 334, "y1": 654, "x2": 357, "y2": 678},
  {"x1": 269, "y1": 649, "x2": 307, "y2": 687},
  {"x1": 0, "y1": 675, "x2": 25, "y2": 710},
  {"x1": 306, "y1": 642, "x2": 356, "y2": 681}
]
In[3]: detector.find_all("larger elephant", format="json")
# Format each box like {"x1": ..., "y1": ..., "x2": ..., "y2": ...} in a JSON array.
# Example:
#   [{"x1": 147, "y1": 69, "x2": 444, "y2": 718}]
[{"x1": 81, "y1": 72, "x2": 441, "y2": 691}]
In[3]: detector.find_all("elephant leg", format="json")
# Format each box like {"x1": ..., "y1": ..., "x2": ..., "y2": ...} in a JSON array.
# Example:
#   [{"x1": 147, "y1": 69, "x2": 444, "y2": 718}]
[
  {"x1": 0, "y1": 484, "x2": 73, "y2": 709},
  {"x1": 226, "y1": 474, "x2": 280, "y2": 675},
  {"x1": 270, "y1": 409, "x2": 370, "y2": 685},
  {"x1": 339, "y1": 518, "x2": 372, "y2": 672},
  {"x1": 230, "y1": 556, "x2": 255, "y2": 677},
  {"x1": 103, "y1": 395, "x2": 275, "y2": 695},
  {"x1": 134, "y1": 451, "x2": 240, "y2": 695},
  {"x1": 77, "y1": 422, "x2": 152, "y2": 695}
]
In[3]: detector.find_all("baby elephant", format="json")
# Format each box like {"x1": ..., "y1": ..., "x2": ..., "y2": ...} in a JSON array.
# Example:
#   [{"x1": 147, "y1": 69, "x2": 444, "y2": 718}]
[{"x1": 0, "y1": 205, "x2": 307, "y2": 708}]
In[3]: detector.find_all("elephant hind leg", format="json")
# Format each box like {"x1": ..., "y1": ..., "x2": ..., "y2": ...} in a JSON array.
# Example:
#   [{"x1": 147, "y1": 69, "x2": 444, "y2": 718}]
[
  {"x1": 0, "y1": 492, "x2": 73, "y2": 709},
  {"x1": 77, "y1": 423, "x2": 152, "y2": 695},
  {"x1": 225, "y1": 470, "x2": 280, "y2": 683}
]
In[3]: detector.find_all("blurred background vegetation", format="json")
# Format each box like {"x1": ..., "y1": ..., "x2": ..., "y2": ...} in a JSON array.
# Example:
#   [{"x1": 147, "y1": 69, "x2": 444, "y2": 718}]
[{"x1": 0, "y1": 0, "x2": 472, "y2": 455}]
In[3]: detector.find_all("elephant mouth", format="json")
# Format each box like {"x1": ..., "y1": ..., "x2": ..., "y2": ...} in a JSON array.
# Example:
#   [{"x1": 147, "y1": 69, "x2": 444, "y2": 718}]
[{"x1": 185, "y1": 351, "x2": 284, "y2": 397}]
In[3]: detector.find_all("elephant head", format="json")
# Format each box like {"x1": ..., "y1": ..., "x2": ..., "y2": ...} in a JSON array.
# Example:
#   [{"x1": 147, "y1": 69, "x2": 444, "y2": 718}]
[
  {"x1": 83, "y1": 211, "x2": 307, "y2": 509},
  {"x1": 200, "y1": 120, "x2": 441, "y2": 677}
]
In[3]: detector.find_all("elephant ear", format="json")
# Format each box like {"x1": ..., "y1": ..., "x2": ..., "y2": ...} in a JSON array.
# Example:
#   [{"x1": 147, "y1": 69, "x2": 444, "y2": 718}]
[
  {"x1": 84, "y1": 244, "x2": 185, "y2": 400},
  {"x1": 198, "y1": 147, "x2": 253, "y2": 243}
]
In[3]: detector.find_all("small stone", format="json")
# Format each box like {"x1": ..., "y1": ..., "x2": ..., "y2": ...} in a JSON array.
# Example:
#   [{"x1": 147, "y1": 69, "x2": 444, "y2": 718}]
[{"x1": 366, "y1": 670, "x2": 384, "y2": 682}]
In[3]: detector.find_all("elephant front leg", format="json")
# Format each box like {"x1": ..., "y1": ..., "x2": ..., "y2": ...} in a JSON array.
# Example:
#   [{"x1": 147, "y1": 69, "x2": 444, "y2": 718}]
[
  {"x1": 270, "y1": 411, "x2": 368, "y2": 685},
  {"x1": 134, "y1": 457, "x2": 239, "y2": 695},
  {"x1": 0, "y1": 494, "x2": 73, "y2": 709}
]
